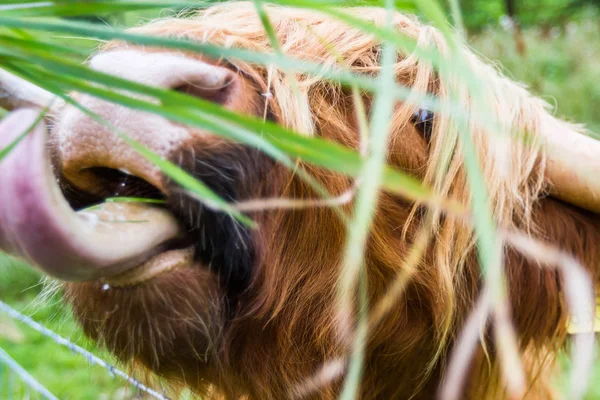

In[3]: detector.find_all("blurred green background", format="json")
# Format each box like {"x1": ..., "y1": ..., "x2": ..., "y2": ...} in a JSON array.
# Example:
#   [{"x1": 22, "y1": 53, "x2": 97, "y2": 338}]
[{"x1": 0, "y1": 0, "x2": 599, "y2": 398}]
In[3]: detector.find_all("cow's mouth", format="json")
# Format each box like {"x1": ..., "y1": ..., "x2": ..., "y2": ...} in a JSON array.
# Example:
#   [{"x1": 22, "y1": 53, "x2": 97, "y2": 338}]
[
  {"x1": 0, "y1": 109, "x2": 200, "y2": 285},
  {"x1": 60, "y1": 166, "x2": 202, "y2": 287}
]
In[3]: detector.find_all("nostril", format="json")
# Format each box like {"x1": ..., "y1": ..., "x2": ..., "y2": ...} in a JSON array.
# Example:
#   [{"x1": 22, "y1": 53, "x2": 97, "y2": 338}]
[
  {"x1": 172, "y1": 73, "x2": 237, "y2": 105},
  {"x1": 61, "y1": 167, "x2": 166, "y2": 211},
  {"x1": 87, "y1": 167, "x2": 166, "y2": 200}
]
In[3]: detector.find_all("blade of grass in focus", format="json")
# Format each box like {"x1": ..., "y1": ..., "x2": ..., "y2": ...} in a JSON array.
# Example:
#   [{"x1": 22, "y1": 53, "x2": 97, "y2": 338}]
[
  {"x1": 0, "y1": 16, "x2": 440, "y2": 109},
  {"x1": 0, "y1": 1, "x2": 209, "y2": 18},
  {"x1": 0, "y1": 0, "x2": 362, "y2": 19},
  {"x1": 0, "y1": 8, "x2": 529, "y2": 151},
  {"x1": 4, "y1": 61, "x2": 348, "y2": 224},
  {"x1": 0, "y1": 34, "x2": 88, "y2": 58},
  {"x1": 104, "y1": 197, "x2": 166, "y2": 205},
  {"x1": 4, "y1": 61, "x2": 255, "y2": 227},
  {"x1": 121, "y1": 134, "x2": 255, "y2": 227},
  {"x1": 0, "y1": 42, "x2": 450, "y2": 210}
]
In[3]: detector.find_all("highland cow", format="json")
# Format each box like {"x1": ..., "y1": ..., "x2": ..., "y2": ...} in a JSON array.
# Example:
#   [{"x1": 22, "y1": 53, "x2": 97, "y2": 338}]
[{"x1": 1, "y1": 3, "x2": 600, "y2": 399}]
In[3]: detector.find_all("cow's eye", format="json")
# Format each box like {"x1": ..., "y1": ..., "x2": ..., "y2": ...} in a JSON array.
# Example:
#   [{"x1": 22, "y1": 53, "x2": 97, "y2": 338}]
[{"x1": 412, "y1": 108, "x2": 434, "y2": 141}]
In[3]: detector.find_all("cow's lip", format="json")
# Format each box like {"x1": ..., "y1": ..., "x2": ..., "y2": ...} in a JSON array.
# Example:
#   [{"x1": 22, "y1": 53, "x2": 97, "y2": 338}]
[
  {"x1": 0, "y1": 109, "x2": 186, "y2": 282},
  {"x1": 102, "y1": 247, "x2": 195, "y2": 287}
]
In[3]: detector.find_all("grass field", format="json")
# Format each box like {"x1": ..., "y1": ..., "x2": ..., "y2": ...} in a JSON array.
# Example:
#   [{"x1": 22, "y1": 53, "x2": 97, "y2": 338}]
[
  {"x1": 469, "y1": 8, "x2": 600, "y2": 134},
  {"x1": 0, "y1": 9, "x2": 599, "y2": 400}
]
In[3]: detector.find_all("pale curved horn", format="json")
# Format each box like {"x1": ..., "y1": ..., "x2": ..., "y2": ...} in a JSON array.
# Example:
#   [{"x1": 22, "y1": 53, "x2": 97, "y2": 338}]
[
  {"x1": 542, "y1": 114, "x2": 600, "y2": 213},
  {"x1": 0, "y1": 68, "x2": 64, "y2": 112}
]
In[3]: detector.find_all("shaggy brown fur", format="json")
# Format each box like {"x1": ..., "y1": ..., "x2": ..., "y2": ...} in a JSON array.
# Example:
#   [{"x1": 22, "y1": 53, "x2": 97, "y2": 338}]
[{"x1": 62, "y1": 3, "x2": 599, "y2": 399}]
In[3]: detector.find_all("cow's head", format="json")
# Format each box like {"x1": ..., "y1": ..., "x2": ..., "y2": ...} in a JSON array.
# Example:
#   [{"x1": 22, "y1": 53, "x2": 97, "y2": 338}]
[{"x1": 1, "y1": 3, "x2": 599, "y2": 398}]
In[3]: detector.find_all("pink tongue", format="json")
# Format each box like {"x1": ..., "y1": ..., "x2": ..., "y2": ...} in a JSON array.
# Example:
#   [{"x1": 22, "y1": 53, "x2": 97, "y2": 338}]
[{"x1": 0, "y1": 109, "x2": 182, "y2": 281}]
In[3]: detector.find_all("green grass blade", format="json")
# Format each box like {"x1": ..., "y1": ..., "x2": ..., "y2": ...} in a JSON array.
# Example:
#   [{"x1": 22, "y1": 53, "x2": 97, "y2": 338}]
[
  {"x1": 0, "y1": 1, "x2": 208, "y2": 18},
  {"x1": 0, "y1": 41, "x2": 439, "y2": 206},
  {"x1": 4, "y1": 62, "x2": 254, "y2": 227},
  {"x1": 413, "y1": 0, "x2": 455, "y2": 37},
  {"x1": 0, "y1": 11, "x2": 489, "y2": 143},
  {"x1": 0, "y1": 15, "x2": 425, "y2": 103},
  {"x1": 447, "y1": 0, "x2": 465, "y2": 37},
  {"x1": 2, "y1": 60, "x2": 349, "y2": 224},
  {"x1": 253, "y1": 0, "x2": 281, "y2": 51},
  {"x1": 120, "y1": 135, "x2": 255, "y2": 227},
  {"x1": 0, "y1": 34, "x2": 88, "y2": 58},
  {"x1": 0, "y1": 107, "x2": 46, "y2": 162},
  {"x1": 104, "y1": 197, "x2": 166, "y2": 205}
]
